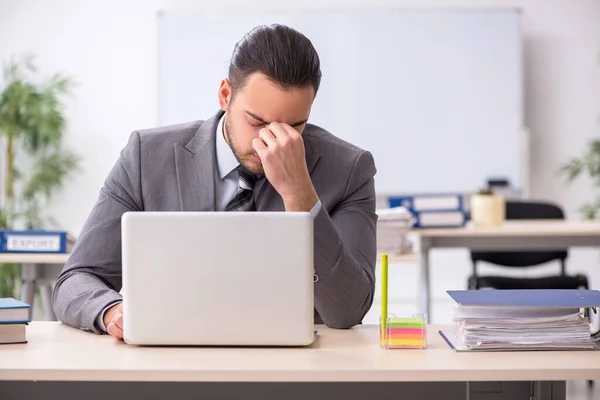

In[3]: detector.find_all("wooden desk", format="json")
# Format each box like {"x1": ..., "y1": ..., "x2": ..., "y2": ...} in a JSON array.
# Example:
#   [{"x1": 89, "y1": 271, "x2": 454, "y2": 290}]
[
  {"x1": 0, "y1": 253, "x2": 70, "y2": 321},
  {"x1": 0, "y1": 322, "x2": 597, "y2": 400},
  {"x1": 0, "y1": 253, "x2": 70, "y2": 265},
  {"x1": 378, "y1": 252, "x2": 419, "y2": 263},
  {"x1": 415, "y1": 220, "x2": 600, "y2": 318}
]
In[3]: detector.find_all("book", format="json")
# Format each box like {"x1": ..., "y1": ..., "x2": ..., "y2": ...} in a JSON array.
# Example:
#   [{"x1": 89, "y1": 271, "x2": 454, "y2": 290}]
[
  {"x1": 0, "y1": 229, "x2": 69, "y2": 253},
  {"x1": 0, "y1": 298, "x2": 31, "y2": 324},
  {"x1": 0, "y1": 324, "x2": 27, "y2": 344},
  {"x1": 440, "y1": 289, "x2": 600, "y2": 352}
]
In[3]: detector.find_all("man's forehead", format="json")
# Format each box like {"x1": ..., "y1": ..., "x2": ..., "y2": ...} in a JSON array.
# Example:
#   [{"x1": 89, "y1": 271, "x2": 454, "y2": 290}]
[
  {"x1": 238, "y1": 76, "x2": 313, "y2": 124},
  {"x1": 245, "y1": 110, "x2": 308, "y2": 128}
]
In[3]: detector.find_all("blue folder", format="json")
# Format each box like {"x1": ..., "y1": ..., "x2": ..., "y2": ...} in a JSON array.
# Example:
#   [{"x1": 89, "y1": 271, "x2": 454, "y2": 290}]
[
  {"x1": 447, "y1": 289, "x2": 600, "y2": 308},
  {"x1": 0, "y1": 229, "x2": 68, "y2": 253},
  {"x1": 388, "y1": 194, "x2": 464, "y2": 212}
]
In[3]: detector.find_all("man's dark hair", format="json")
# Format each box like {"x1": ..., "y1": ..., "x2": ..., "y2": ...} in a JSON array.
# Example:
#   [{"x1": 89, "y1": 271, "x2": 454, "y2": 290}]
[{"x1": 228, "y1": 24, "x2": 322, "y2": 96}]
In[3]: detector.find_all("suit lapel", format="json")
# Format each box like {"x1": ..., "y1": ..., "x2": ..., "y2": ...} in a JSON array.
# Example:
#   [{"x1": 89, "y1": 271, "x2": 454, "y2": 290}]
[
  {"x1": 306, "y1": 153, "x2": 321, "y2": 176},
  {"x1": 174, "y1": 111, "x2": 223, "y2": 211}
]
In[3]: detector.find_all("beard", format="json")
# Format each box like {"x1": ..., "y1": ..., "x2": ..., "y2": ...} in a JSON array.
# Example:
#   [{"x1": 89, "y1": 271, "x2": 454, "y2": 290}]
[{"x1": 224, "y1": 114, "x2": 264, "y2": 177}]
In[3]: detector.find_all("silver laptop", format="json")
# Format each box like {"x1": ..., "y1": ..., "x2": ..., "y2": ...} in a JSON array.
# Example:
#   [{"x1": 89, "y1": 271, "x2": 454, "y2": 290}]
[{"x1": 121, "y1": 211, "x2": 314, "y2": 346}]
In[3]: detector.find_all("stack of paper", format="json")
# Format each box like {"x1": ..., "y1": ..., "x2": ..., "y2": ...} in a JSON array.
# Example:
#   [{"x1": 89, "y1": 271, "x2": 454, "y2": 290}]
[
  {"x1": 376, "y1": 207, "x2": 414, "y2": 255},
  {"x1": 452, "y1": 306, "x2": 594, "y2": 350},
  {"x1": 440, "y1": 289, "x2": 600, "y2": 352}
]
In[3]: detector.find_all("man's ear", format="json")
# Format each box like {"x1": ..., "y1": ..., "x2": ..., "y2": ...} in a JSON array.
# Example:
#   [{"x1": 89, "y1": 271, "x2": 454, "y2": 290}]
[{"x1": 218, "y1": 78, "x2": 233, "y2": 111}]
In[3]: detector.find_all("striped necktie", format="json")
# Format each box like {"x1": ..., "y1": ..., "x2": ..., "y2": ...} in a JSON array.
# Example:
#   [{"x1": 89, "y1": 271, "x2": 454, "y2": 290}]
[{"x1": 225, "y1": 166, "x2": 257, "y2": 211}]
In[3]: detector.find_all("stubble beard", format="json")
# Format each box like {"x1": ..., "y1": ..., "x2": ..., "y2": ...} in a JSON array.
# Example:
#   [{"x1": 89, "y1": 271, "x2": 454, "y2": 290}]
[{"x1": 224, "y1": 114, "x2": 264, "y2": 177}]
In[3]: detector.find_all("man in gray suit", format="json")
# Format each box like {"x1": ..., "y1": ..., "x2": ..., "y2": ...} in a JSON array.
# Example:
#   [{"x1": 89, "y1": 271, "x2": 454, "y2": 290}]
[{"x1": 52, "y1": 24, "x2": 377, "y2": 339}]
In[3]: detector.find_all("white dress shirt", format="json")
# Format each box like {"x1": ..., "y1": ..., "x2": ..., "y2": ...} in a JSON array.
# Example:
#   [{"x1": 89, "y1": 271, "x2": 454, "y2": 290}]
[{"x1": 96, "y1": 113, "x2": 321, "y2": 333}]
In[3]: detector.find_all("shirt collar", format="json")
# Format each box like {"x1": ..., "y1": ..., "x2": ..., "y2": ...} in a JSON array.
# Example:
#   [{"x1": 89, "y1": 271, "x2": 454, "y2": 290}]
[{"x1": 215, "y1": 112, "x2": 239, "y2": 179}]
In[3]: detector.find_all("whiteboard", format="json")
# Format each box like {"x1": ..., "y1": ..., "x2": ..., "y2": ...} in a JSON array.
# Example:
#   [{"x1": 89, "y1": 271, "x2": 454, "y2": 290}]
[{"x1": 158, "y1": 9, "x2": 523, "y2": 195}]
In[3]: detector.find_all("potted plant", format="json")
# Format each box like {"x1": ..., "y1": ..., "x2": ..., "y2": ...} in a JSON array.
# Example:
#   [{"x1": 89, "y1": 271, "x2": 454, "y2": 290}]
[
  {"x1": 561, "y1": 139, "x2": 600, "y2": 220},
  {"x1": 0, "y1": 55, "x2": 80, "y2": 298}
]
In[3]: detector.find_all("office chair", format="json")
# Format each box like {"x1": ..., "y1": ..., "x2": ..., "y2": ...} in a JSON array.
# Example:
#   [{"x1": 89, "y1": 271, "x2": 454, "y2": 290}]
[{"x1": 468, "y1": 200, "x2": 589, "y2": 291}]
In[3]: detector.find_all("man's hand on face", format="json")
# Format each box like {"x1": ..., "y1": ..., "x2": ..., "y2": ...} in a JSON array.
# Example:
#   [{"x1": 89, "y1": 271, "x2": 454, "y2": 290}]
[
  {"x1": 252, "y1": 122, "x2": 318, "y2": 212},
  {"x1": 104, "y1": 302, "x2": 124, "y2": 340}
]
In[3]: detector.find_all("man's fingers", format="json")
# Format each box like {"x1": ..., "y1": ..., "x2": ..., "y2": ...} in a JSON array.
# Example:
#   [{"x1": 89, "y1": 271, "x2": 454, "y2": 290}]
[
  {"x1": 252, "y1": 137, "x2": 268, "y2": 156},
  {"x1": 103, "y1": 302, "x2": 123, "y2": 329},
  {"x1": 280, "y1": 123, "x2": 301, "y2": 139},
  {"x1": 107, "y1": 322, "x2": 123, "y2": 340},
  {"x1": 259, "y1": 128, "x2": 277, "y2": 147},
  {"x1": 268, "y1": 122, "x2": 290, "y2": 139},
  {"x1": 107, "y1": 310, "x2": 124, "y2": 340},
  {"x1": 114, "y1": 312, "x2": 124, "y2": 330}
]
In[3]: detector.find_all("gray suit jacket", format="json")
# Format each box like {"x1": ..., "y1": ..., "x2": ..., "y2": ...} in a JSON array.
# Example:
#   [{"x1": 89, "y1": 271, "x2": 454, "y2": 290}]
[{"x1": 52, "y1": 110, "x2": 378, "y2": 333}]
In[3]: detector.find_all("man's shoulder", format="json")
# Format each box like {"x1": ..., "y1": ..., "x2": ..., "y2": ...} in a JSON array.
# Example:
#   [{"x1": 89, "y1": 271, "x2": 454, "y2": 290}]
[
  {"x1": 303, "y1": 123, "x2": 376, "y2": 200},
  {"x1": 303, "y1": 123, "x2": 368, "y2": 159},
  {"x1": 134, "y1": 120, "x2": 206, "y2": 147}
]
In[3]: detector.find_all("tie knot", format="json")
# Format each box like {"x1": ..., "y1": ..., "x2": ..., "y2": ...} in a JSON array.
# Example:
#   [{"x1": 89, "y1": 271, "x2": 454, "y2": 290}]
[{"x1": 237, "y1": 166, "x2": 256, "y2": 191}]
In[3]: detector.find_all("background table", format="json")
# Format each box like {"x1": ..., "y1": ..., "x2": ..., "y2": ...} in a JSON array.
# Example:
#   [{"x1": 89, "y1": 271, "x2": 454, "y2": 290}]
[
  {"x1": 415, "y1": 220, "x2": 600, "y2": 318},
  {"x1": 0, "y1": 253, "x2": 69, "y2": 320}
]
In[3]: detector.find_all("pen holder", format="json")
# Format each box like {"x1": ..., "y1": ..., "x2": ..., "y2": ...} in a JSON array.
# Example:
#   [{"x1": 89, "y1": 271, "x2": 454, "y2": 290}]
[
  {"x1": 380, "y1": 314, "x2": 427, "y2": 349},
  {"x1": 470, "y1": 188, "x2": 505, "y2": 228}
]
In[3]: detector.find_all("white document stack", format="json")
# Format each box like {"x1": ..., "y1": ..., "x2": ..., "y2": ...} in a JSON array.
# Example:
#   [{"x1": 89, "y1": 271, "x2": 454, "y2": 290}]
[
  {"x1": 376, "y1": 207, "x2": 414, "y2": 255},
  {"x1": 447, "y1": 306, "x2": 596, "y2": 351}
]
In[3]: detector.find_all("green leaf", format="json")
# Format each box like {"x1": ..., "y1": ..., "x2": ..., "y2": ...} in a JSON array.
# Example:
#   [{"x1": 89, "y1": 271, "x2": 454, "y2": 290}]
[
  {"x1": 21, "y1": 148, "x2": 79, "y2": 202},
  {"x1": 19, "y1": 81, "x2": 70, "y2": 153},
  {"x1": 584, "y1": 149, "x2": 600, "y2": 179},
  {"x1": 2, "y1": 54, "x2": 36, "y2": 84},
  {"x1": 12, "y1": 166, "x2": 22, "y2": 182},
  {"x1": 580, "y1": 203, "x2": 598, "y2": 220},
  {"x1": 0, "y1": 55, "x2": 75, "y2": 153},
  {"x1": 0, "y1": 210, "x2": 9, "y2": 228},
  {"x1": 0, "y1": 263, "x2": 21, "y2": 299},
  {"x1": 560, "y1": 158, "x2": 583, "y2": 182},
  {"x1": 579, "y1": 195, "x2": 600, "y2": 220},
  {"x1": 23, "y1": 200, "x2": 45, "y2": 229}
]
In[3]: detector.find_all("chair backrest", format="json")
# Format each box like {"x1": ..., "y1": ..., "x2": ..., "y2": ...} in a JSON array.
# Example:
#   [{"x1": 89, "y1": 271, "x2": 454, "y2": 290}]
[
  {"x1": 505, "y1": 201, "x2": 565, "y2": 220},
  {"x1": 470, "y1": 200, "x2": 568, "y2": 267}
]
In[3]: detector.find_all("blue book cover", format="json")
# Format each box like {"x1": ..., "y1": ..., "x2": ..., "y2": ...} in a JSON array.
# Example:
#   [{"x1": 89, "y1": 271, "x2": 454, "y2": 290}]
[
  {"x1": 0, "y1": 229, "x2": 68, "y2": 253},
  {"x1": 0, "y1": 298, "x2": 30, "y2": 309},
  {"x1": 0, "y1": 298, "x2": 31, "y2": 324},
  {"x1": 447, "y1": 289, "x2": 600, "y2": 308}
]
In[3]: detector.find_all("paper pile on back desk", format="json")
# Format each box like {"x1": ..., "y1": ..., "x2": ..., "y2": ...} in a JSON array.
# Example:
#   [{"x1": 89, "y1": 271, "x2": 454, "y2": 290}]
[
  {"x1": 449, "y1": 306, "x2": 596, "y2": 351},
  {"x1": 376, "y1": 207, "x2": 414, "y2": 255}
]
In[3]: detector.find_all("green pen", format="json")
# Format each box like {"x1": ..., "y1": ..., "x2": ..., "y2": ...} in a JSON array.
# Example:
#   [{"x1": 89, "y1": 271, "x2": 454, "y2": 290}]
[{"x1": 381, "y1": 253, "x2": 388, "y2": 346}]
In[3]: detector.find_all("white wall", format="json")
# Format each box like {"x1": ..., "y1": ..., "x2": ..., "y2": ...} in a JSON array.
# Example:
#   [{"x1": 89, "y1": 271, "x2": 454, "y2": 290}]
[{"x1": 1, "y1": 0, "x2": 599, "y2": 323}]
